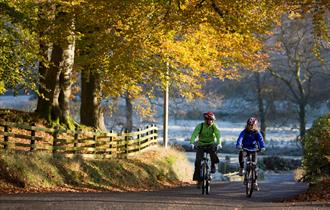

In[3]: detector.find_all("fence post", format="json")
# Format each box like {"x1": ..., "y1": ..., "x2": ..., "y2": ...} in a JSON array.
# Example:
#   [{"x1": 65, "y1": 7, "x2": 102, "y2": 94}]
[
  {"x1": 3, "y1": 122, "x2": 9, "y2": 150},
  {"x1": 52, "y1": 125, "x2": 59, "y2": 154},
  {"x1": 30, "y1": 123, "x2": 36, "y2": 152},
  {"x1": 145, "y1": 125, "x2": 149, "y2": 142},
  {"x1": 137, "y1": 128, "x2": 141, "y2": 152},
  {"x1": 74, "y1": 127, "x2": 79, "y2": 154},
  {"x1": 116, "y1": 134, "x2": 119, "y2": 158},
  {"x1": 109, "y1": 130, "x2": 113, "y2": 157},
  {"x1": 154, "y1": 124, "x2": 158, "y2": 144},
  {"x1": 125, "y1": 129, "x2": 128, "y2": 155},
  {"x1": 153, "y1": 124, "x2": 157, "y2": 144},
  {"x1": 93, "y1": 129, "x2": 97, "y2": 157},
  {"x1": 151, "y1": 125, "x2": 155, "y2": 145}
]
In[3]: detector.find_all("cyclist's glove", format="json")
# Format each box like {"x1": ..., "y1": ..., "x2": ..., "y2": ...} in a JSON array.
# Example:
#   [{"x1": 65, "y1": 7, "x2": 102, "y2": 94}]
[
  {"x1": 236, "y1": 145, "x2": 242, "y2": 150},
  {"x1": 190, "y1": 144, "x2": 194, "y2": 150},
  {"x1": 217, "y1": 144, "x2": 222, "y2": 150},
  {"x1": 260, "y1": 147, "x2": 266, "y2": 152}
]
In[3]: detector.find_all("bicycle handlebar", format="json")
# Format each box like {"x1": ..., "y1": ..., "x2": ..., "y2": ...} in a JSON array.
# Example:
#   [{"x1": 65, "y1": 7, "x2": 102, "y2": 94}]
[{"x1": 240, "y1": 148, "x2": 261, "y2": 152}]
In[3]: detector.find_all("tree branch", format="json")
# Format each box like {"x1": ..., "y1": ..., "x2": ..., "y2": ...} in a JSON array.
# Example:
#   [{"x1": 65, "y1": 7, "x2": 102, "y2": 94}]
[
  {"x1": 294, "y1": 62, "x2": 306, "y2": 103},
  {"x1": 195, "y1": 0, "x2": 206, "y2": 8},
  {"x1": 268, "y1": 67, "x2": 300, "y2": 102},
  {"x1": 210, "y1": 0, "x2": 224, "y2": 18}
]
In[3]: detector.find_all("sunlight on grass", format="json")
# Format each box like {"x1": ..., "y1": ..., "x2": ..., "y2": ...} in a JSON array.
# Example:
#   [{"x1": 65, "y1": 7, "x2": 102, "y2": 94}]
[{"x1": 0, "y1": 145, "x2": 193, "y2": 193}]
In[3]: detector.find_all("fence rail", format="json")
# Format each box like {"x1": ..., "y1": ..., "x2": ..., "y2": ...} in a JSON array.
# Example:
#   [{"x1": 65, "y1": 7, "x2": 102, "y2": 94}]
[{"x1": 0, "y1": 120, "x2": 158, "y2": 158}]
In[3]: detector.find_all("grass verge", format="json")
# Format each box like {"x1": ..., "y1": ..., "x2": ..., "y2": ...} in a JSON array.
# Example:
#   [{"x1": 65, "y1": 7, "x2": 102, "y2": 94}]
[{"x1": 0, "y1": 145, "x2": 193, "y2": 194}]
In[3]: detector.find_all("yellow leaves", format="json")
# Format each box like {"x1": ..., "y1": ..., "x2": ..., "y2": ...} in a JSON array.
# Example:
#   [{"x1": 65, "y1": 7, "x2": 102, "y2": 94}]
[
  {"x1": 153, "y1": 20, "x2": 267, "y2": 83},
  {"x1": 115, "y1": 19, "x2": 131, "y2": 32},
  {"x1": 69, "y1": 0, "x2": 86, "y2": 6},
  {"x1": 132, "y1": 95, "x2": 155, "y2": 119},
  {"x1": 0, "y1": 80, "x2": 5, "y2": 94},
  {"x1": 57, "y1": 0, "x2": 85, "y2": 7},
  {"x1": 288, "y1": 11, "x2": 302, "y2": 19},
  {"x1": 116, "y1": 19, "x2": 124, "y2": 28},
  {"x1": 74, "y1": 0, "x2": 286, "y2": 105},
  {"x1": 126, "y1": 83, "x2": 143, "y2": 97}
]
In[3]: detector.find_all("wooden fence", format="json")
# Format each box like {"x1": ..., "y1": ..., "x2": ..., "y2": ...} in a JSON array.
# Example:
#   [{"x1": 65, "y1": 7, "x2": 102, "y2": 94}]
[{"x1": 0, "y1": 120, "x2": 158, "y2": 159}]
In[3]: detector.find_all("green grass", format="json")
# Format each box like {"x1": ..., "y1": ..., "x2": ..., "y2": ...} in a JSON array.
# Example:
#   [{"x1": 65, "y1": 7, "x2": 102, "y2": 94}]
[{"x1": 0, "y1": 146, "x2": 193, "y2": 193}]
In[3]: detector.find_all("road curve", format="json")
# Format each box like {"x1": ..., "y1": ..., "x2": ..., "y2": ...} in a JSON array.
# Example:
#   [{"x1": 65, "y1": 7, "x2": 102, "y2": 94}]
[{"x1": 0, "y1": 173, "x2": 329, "y2": 210}]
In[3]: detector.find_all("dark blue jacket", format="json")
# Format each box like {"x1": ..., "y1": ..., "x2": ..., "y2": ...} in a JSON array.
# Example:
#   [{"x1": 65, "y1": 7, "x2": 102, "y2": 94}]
[{"x1": 236, "y1": 129, "x2": 265, "y2": 151}]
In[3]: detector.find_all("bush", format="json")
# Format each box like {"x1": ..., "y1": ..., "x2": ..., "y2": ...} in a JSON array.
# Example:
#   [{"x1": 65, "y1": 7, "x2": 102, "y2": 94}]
[
  {"x1": 302, "y1": 113, "x2": 330, "y2": 182},
  {"x1": 262, "y1": 156, "x2": 301, "y2": 171},
  {"x1": 218, "y1": 155, "x2": 238, "y2": 174}
]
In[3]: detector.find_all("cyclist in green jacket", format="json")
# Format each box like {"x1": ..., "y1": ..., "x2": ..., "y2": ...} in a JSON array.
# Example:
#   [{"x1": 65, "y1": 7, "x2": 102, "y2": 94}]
[{"x1": 190, "y1": 112, "x2": 222, "y2": 186}]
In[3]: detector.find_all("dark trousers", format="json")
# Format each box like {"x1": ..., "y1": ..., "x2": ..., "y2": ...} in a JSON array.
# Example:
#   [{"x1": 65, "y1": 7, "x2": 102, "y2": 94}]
[
  {"x1": 193, "y1": 144, "x2": 219, "y2": 181},
  {"x1": 239, "y1": 150, "x2": 257, "y2": 168}
]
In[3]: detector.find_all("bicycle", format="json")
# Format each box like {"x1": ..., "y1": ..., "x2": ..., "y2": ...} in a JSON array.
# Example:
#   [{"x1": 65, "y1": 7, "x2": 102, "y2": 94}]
[
  {"x1": 242, "y1": 148, "x2": 258, "y2": 198},
  {"x1": 200, "y1": 148, "x2": 212, "y2": 195}
]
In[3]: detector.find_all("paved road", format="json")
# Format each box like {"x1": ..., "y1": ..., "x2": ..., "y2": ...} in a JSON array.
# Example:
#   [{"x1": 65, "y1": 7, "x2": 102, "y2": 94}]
[{"x1": 0, "y1": 173, "x2": 329, "y2": 210}]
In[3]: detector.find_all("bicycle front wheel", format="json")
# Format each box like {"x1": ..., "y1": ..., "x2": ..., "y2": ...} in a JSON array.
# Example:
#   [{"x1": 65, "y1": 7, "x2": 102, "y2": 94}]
[
  {"x1": 205, "y1": 175, "x2": 210, "y2": 194},
  {"x1": 201, "y1": 163, "x2": 207, "y2": 195},
  {"x1": 245, "y1": 167, "x2": 254, "y2": 197}
]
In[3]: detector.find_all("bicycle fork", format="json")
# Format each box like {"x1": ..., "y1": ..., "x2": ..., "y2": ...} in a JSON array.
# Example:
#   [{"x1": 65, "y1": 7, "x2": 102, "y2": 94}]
[{"x1": 244, "y1": 161, "x2": 256, "y2": 184}]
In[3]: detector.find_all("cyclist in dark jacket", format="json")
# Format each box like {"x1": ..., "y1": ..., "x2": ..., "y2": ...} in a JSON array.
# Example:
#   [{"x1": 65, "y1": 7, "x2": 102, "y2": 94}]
[
  {"x1": 190, "y1": 112, "x2": 222, "y2": 187},
  {"x1": 236, "y1": 117, "x2": 265, "y2": 190}
]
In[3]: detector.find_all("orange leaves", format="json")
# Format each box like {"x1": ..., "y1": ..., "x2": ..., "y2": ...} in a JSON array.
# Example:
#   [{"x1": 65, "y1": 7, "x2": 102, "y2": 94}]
[{"x1": 157, "y1": 22, "x2": 268, "y2": 81}]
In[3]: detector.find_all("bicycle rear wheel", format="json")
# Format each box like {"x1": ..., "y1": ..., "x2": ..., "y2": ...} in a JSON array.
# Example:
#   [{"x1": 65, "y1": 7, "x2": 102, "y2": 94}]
[{"x1": 245, "y1": 167, "x2": 254, "y2": 197}]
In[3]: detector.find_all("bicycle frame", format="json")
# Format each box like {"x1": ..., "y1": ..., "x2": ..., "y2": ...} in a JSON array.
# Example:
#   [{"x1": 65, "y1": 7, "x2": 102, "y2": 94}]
[{"x1": 243, "y1": 150, "x2": 257, "y2": 198}]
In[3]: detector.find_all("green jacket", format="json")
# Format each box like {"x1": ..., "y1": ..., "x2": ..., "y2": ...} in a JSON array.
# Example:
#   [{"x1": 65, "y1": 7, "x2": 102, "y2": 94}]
[{"x1": 190, "y1": 122, "x2": 221, "y2": 146}]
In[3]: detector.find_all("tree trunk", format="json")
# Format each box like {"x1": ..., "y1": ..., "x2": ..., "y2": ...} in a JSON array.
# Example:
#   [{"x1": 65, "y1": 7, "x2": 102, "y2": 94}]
[
  {"x1": 255, "y1": 73, "x2": 266, "y2": 140},
  {"x1": 125, "y1": 92, "x2": 133, "y2": 132},
  {"x1": 36, "y1": 42, "x2": 51, "y2": 118},
  {"x1": 35, "y1": 3, "x2": 55, "y2": 118},
  {"x1": 35, "y1": 5, "x2": 76, "y2": 128},
  {"x1": 45, "y1": 44, "x2": 62, "y2": 121},
  {"x1": 80, "y1": 69, "x2": 106, "y2": 131},
  {"x1": 58, "y1": 21, "x2": 76, "y2": 129},
  {"x1": 298, "y1": 100, "x2": 306, "y2": 138}
]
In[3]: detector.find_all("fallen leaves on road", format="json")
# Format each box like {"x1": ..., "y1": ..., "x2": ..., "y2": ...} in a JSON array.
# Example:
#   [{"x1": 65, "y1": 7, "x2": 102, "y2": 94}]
[{"x1": 286, "y1": 179, "x2": 330, "y2": 202}]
